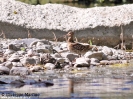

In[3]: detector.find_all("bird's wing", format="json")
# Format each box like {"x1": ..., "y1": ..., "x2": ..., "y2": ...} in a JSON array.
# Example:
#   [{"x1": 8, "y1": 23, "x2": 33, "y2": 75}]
[{"x1": 72, "y1": 43, "x2": 89, "y2": 51}]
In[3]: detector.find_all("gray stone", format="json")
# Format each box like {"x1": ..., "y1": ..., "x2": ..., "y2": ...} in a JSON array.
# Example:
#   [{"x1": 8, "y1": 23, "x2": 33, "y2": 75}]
[
  {"x1": 74, "y1": 57, "x2": 90, "y2": 68},
  {"x1": 8, "y1": 44, "x2": 20, "y2": 51},
  {"x1": 8, "y1": 53, "x2": 20, "y2": 62},
  {"x1": 36, "y1": 45, "x2": 53, "y2": 53},
  {"x1": 5, "y1": 61, "x2": 13, "y2": 69},
  {"x1": 90, "y1": 58, "x2": 100, "y2": 66},
  {"x1": 44, "y1": 63, "x2": 55, "y2": 70},
  {"x1": 61, "y1": 52, "x2": 78, "y2": 62},
  {"x1": 100, "y1": 60, "x2": 110, "y2": 65},
  {"x1": 102, "y1": 46, "x2": 113, "y2": 56},
  {"x1": 106, "y1": 55, "x2": 118, "y2": 60},
  {"x1": 20, "y1": 57, "x2": 36, "y2": 66},
  {"x1": 30, "y1": 40, "x2": 51, "y2": 47},
  {"x1": 84, "y1": 51, "x2": 103, "y2": 61},
  {"x1": 32, "y1": 56, "x2": 41, "y2": 65},
  {"x1": 10, "y1": 66, "x2": 30, "y2": 75},
  {"x1": 52, "y1": 53, "x2": 62, "y2": 58},
  {"x1": 27, "y1": 49, "x2": 35, "y2": 56},
  {"x1": 30, "y1": 66, "x2": 43, "y2": 72},
  {"x1": 0, "y1": 65, "x2": 10, "y2": 74},
  {"x1": 4, "y1": 49, "x2": 15, "y2": 55}
]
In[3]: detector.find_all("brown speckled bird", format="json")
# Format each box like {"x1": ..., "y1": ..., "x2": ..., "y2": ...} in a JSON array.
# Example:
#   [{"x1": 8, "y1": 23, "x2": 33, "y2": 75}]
[{"x1": 66, "y1": 31, "x2": 97, "y2": 56}]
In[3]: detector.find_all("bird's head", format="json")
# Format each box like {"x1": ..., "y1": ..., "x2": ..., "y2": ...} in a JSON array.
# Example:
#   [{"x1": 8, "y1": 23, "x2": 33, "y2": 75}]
[{"x1": 66, "y1": 31, "x2": 74, "y2": 37}]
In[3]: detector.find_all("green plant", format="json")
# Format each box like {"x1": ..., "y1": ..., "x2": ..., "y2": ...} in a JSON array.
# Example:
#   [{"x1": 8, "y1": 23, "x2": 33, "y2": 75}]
[
  {"x1": 13, "y1": 11, "x2": 17, "y2": 14},
  {"x1": 21, "y1": 47, "x2": 26, "y2": 51},
  {"x1": 88, "y1": 40, "x2": 92, "y2": 45}
]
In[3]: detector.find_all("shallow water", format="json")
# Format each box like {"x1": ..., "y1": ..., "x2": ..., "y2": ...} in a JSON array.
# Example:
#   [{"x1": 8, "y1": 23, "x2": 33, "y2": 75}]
[{"x1": 0, "y1": 62, "x2": 133, "y2": 99}]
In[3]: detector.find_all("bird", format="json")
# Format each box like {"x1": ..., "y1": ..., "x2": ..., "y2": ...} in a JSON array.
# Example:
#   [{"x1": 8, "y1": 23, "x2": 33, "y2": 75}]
[{"x1": 66, "y1": 31, "x2": 97, "y2": 57}]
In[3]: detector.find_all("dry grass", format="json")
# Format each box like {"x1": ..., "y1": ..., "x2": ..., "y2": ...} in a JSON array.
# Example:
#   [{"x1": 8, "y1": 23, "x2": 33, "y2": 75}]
[
  {"x1": 52, "y1": 32, "x2": 58, "y2": 43},
  {"x1": 0, "y1": 30, "x2": 6, "y2": 39},
  {"x1": 28, "y1": 30, "x2": 32, "y2": 38}
]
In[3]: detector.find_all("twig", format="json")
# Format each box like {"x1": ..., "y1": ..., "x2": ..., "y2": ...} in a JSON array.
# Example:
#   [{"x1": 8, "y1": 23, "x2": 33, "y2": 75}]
[
  {"x1": 52, "y1": 32, "x2": 57, "y2": 42},
  {"x1": 28, "y1": 30, "x2": 32, "y2": 38},
  {"x1": 120, "y1": 25, "x2": 123, "y2": 49},
  {"x1": 132, "y1": 35, "x2": 133, "y2": 50},
  {"x1": 0, "y1": 30, "x2": 6, "y2": 39}
]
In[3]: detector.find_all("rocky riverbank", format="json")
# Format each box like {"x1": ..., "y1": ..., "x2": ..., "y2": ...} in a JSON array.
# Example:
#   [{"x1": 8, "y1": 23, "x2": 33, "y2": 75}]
[{"x1": 0, "y1": 38, "x2": 132, "y2": 75}]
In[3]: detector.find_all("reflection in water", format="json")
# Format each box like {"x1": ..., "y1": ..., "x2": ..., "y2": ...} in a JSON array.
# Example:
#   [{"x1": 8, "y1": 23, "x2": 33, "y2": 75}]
[
  {"x1": 69, "y1": 79, "x2": 74, "y2": 97},
  {"x1": 0, "y1": 77, "x2": 133, "y2": 99},
  {"x1": 0, "y1": 64, "x2": 133, "y2": 98}
]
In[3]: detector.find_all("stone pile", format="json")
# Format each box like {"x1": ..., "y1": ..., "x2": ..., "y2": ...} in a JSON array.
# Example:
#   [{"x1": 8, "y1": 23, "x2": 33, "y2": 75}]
[{"x1": 0, "y1": 38, "x2": 132, "y2": 76}]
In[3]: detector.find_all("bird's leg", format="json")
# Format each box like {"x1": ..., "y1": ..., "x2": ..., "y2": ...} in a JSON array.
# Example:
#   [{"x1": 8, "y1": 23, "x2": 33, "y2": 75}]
[{"x1": 79, "y1": 54, "x2": 81, "y2": 57}]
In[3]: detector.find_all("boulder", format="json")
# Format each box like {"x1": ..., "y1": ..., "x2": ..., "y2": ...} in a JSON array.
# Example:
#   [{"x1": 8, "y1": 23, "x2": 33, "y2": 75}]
[
  {"x1": 8, "y1": 44, "x2": 20, "y2": 51},
  {"x1": 20, "y1": 57, "x2": 36, "y2": 66},
  {"x1": 61, "y1": 52, "x2": 78, "y2": 62},
  {"x1": 74, "y1": 57, "x2": 90, "y2": 68},
  {"x1": 84, "y1": 51, "x2": 103, "y2": 61},
  {"x1": 102, "y1": 46, "x2": 113, "y2": 56},
  {"x1": 10, "y1": 66, "x2": 31, "y2": 75}
]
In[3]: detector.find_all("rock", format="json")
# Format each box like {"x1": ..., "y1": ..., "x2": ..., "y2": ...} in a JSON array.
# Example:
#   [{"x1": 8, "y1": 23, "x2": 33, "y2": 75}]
[
  {"x1": 40, "y1": 53, "x2": 56, "y2": 64},
  {"x1": 10, "y1": 66, "x2": 31, "y2": 75},
  {"x1": 36, "y1": 44, "x2": 53, "y2": 53},
  {"x1": 102, "y1": 46, "x2": 113, "y2": 56},
  {"x1": 10, "y1": 79, "x2": 25, "y2": 88},
  {"x1": 90, "y1": 58, "x2": 100, "y2": 66},
  {"x1": 36, "y1": 41, "x2": 45, "y2": 47},
  {"x1": 106, "y1": 55, "x2": 118, "y2": 60},
  {"x1": 5, "y1": 61, "x2": 13, "y2": 69},
  {"x1": 108, "y1": 60, "x2": 121, "y2": 65},
  {"x1": 0, "y1": 80, "x2": 8, "y2": 84},
  {"x1": 8, "y1": 53, "x2": 20, "y2": 62},
  {"x1": 84, "y1": 51, "x2": 103, "y2": 61},
  {"x1": 52, "y1": 53, "x2": 62, "y2": 58},
  {"x1": 4, "y1": 49, "x2": 15, "y2": 55},
  {"x1": 44, "y1": 63, "x2": 55, "y2": 70},
  {"x1": 20, "y1": 57, "x2": 36, "y2": 66},
  {"x1": 30, "y1": 40, "x2": 51, "y2": 47},
  {"x1": 120, "y1": 60, "x2": 129, "y2": 64},
  {"x1": 32, "y1": 56, "x2": 41, "y2": 65},
  {"x1": 30, "y1": 66, "x2": 43, "y2": 72},
  {"x1": 8, "y1": 44, "x2": 20, "y2": 51},
  {"x1": 100, "y1": 60, "x2": 110, "y2": 65},
  {"x1": 27, "y1": 49, "x2": 35, "y2": 56},
  {"x1": 11, "y1": 38, "x2": 40, "y2": 47},
  {"x1": 56, "y1": 58, "x2": 65, "y2": 64},
  {"x1": 17, "y1": 50, "x2": 26, "y2": 55},
  {"x1": 61, "y1": 52, "x2": 78, "y2": 62},
  {"x1": 74, "y1": 57, "x2": 90, "y2": 68},
  {"x1": 60, "y1": 43, "x2": 68, "y2": 50},
  {"x1": 0, "y1": 65, "x2": 10, "y2": 74}
]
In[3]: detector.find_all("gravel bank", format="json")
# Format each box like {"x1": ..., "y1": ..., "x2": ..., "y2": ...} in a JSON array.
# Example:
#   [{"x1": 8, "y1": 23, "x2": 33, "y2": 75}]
[{"x1": 0, "y1": 0, "x2": 133, "y2": 47}]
